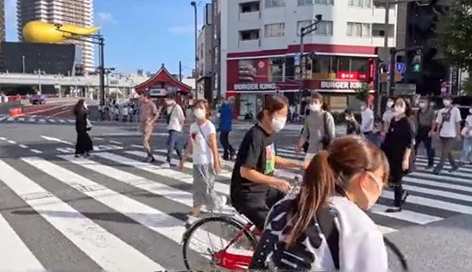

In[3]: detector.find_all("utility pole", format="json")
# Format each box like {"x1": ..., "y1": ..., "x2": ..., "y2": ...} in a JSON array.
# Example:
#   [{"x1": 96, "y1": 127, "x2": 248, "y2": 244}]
[
  {"x1": 191, "y1": 1, "x2": 198, "y2": 99},
  {"x1": 179, "y1": 60, "x2": 182, "y2": 81}
]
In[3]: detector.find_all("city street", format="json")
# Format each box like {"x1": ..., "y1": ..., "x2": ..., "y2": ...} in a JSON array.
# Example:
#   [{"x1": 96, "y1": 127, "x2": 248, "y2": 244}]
[{"x1": 1, "y1": 118, "x2": 472, "y2": 271}]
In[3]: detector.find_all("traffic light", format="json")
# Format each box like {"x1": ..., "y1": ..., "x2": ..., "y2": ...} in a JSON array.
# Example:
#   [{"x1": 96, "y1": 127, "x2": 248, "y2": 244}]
[{"x1": 412, "y1": 53, "x2": 422, "y2": 72}]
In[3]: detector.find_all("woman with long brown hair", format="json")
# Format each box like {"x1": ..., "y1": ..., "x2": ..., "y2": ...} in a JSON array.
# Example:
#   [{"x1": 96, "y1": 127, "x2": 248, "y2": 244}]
[
  {"x1": 73, "y1": 99, "x2": 93, "y2": 157},
  {"x1": 250, "y1": 135, "x2": 390, "y2": 271}
]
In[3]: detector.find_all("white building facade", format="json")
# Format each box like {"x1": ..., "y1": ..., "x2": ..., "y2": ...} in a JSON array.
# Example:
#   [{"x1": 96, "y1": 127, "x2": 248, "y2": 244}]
[{"x1": 216, "y1": 0, "x2": 396, "y2": 117}]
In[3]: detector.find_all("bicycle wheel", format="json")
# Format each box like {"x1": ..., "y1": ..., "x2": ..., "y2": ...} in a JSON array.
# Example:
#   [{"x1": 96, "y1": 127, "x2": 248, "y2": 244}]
[{"x1": 182, "y1": 215, "x2": 258, "y2": 271}]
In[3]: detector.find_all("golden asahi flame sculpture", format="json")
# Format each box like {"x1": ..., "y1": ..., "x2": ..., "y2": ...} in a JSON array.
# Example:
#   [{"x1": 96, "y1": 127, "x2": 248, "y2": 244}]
[{"x1": 23, "y1": 20, "x2": 99, "y2": 43}]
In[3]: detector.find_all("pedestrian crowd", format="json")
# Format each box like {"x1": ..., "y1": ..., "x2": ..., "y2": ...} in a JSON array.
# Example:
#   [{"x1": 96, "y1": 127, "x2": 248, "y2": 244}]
[{"x1": 72, "y1": 91, "x2": 472, "y2": 271}]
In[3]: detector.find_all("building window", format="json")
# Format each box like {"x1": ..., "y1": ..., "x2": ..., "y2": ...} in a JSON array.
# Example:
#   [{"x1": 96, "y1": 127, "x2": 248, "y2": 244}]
[
  {"x1": 347, "y1": 22, "x2": 371, "y2": 37},
  {"x1": 239, "y1": 29, "x2": 260, "y2": 41},
  {"x1": 270, "y1": 58, "x2": 284, "y2": 82},
  {"x1": 264, "y1": 23, "x2": 285, "y2": 37},
  {"x1": 372, "y1": 23, "x2": 394, "y2": 37},
  {"x1": 240, "y1": 1, "x2": 260, "y2": 13},
  {"x1": 297, "y1": 20, "x2": 333, "y2": 36},
  {"x1": 348, "y1": 0, "x2": 371, "y2": 8},
  {"x1": 298, "y1": 0, "x2": 334, "y2": 5},
  {"x1": 265, "y1": 0, "x2": 285, "y2": 8}
]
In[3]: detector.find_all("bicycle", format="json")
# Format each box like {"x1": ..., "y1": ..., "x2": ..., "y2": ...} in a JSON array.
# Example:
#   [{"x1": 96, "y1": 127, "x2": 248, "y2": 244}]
[
  {"x1": 181, "y1": 177, "x2": 302, "y2": 271},
  {"x1": 181, "y1": 177, "x2": 409, "y2": 271}
]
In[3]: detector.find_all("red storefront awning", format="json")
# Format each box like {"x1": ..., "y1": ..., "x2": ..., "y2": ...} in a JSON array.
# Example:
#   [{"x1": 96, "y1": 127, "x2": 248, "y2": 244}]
[{"x1": 135, "y1": 65, "x2": 192, "y2": 95}]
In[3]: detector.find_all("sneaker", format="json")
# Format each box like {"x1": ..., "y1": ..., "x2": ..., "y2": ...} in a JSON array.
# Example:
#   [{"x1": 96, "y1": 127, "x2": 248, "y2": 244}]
[
  {"x1": 185, "y1": 215, "x2": 199, "y2": 228},
  {"x1": 74, "y1": 154, "x2": 81, "y2": 158},
  {"x1": 160, "y1": 162, "x2": 171, "y2": 168}
]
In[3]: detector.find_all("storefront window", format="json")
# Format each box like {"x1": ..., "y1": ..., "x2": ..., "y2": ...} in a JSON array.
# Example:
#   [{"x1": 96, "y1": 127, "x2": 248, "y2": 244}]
[
  {"x1": 337, "y1": 57, "x2": 350, "y2": 72},
  {"x1": 351, "y1": 57, "x2": 369, "y2": 73},
  {"x1": 270, "y1": 58, "x2": 284, "y2": 82},
  {"x1": 285, "y1": 56, "x2": 295, "y2": 81}
]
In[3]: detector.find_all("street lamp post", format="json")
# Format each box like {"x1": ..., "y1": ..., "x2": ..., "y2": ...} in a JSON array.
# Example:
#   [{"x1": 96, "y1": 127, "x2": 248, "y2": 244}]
[
  {"x1": 54, "y1": 24, "x2": 106, "y2": 105},
  {"x1": 191, "y1": 1, "x2": 198, "y2": 100},
  {"x1": 298, "y1": 14, "x2": 322, "y2": 105}
]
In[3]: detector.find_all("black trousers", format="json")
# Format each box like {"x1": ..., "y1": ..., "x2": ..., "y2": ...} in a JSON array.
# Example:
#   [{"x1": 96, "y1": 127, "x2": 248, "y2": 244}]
[
  {"x1": 415, "y1": 126, "x2": 435, "y2": 166},
  {"x1": 75, "y1": 131, "x2": 93, "y2": 155},
  {"x1": 219, "y1": 131, "x2": 235, "y2": 159},
  {"x1": 232, "y1": 188, "x2": 285, "y2": 230}
]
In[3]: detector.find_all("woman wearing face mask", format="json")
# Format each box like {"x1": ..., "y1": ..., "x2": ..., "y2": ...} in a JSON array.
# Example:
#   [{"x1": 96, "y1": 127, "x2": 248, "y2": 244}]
[
  {"x1": 180, "y1": 99, "x2": 224, "y2": 224},
  {"x1": 250, "y1": 136, "x2": 390, "y2": 271},
  {"x1": 73, "y1": 99, "x2": 93, "y2": 158},
  {"x1": 297, "y1": 92, "x2": 336, "y2": 165},
  {"x1": 381, "y1": 97, "x2": 414, "y2": 212},
  {"x1": 230, "y1": 95, "x2": 305, "y2": 231},
  {"x1": 382, "y1": 98, "x2": 395, "y2": 137}
]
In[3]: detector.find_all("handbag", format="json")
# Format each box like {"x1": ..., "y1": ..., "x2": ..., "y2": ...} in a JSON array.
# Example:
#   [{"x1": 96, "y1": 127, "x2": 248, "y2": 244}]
[{"x1": 86, "y1": 118, "x2": 92, "y2": 131}]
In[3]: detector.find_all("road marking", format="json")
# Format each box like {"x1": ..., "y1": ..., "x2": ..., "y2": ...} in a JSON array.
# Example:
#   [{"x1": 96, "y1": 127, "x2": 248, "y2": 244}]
[
  {"x1": 7, "y1": 117, "x2": 14, "y2": 121},
  {"x1": 58, "y1": 155, "x2": 233, "y2": 258},
  {"x1": 7, "y1": 140, "x2": 17, "y2": 144},
  {"x1": 59, "y1": 119, "x2": 66, "y2": 123},
  {"x1": 57, "y1": 147, "x2": 76, "y2": 154},
  {"x1": 41, "y1": 135, "x2": 73, "y2": 145},
  {"x1": 39, "y1": 119, "x2": 46, "y2": 123},
  {"x1": 67, "y1": 120, "x2": 75, "y2": 124},
  {"x1": 19, "y1": 144, "x2": 28, "y2": 149},
  {"x1": 48, "y1": 119, "x2": 56, "y2": 123},
  {"x1": 132, "y1": 144, "x2": 143, "y2": 148},
  {"x1": 18, "y1": 118, "x2": 25, "y2": 122},
  {"x1": 92, "y1": 152, "x2": 393, "y2": 234},
  {"x1": 371, "y1": 204, "x2": 442, "y2": 225},
  {"x1": 98, "y1": 132, "x2": 168, "y2": 137},
  {"x1": 0, "y1": 159, "x2": 164, "y2": 272},
  {"x1": 0, "y1": 137, "x2": 6, "y2": 141},
  {"x1": 0, "y1": 116, "x2": 7, "y2": 122},
  {"x1": 0, "y1": 213, "x2": 45, "y2": 271},
  {"x1": 30, "y1": 149, "x2": 43, "y2": 154},
  {"x1": 94, "y1": 137, "x2": 104, "y2": 141},
  {"x1": 109, "y1": 140, "x2": 122, "y2": 145}
]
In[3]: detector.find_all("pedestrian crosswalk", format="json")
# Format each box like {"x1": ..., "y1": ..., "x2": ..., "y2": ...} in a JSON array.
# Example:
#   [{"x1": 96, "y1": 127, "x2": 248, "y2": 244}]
[
  {"x1": 0, "y1": 114, "x2": 75, "y2": 124},
  {"x1": 0, "y1": 142, "x2": 472, "y2": 270},
  {"x1": 0, "y1": 114, "x2": 75, "y2": 125}
]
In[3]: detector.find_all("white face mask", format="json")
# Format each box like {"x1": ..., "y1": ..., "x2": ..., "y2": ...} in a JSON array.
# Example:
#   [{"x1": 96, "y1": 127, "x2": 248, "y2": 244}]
[
  {"x1": 271, "y1": 117, "x2": 287, "y2": 133},
  {"x1": 469, "y1": 108, "x2": 472, "y2": 114},
  {"x1": 194, "y1": 108, "x2": 206, "y2": 120},
  {"x1": 364, "y1": 172, "x2": 383, "y2": 210},
  {"x1": 386, "y1": 101, "x2": 394, "y2": 108},
  {"x1": 361, "y1": 105, "x2": 367, "y2": 111},
  {"x1": 443, "y1": 100, "x2": 452, "y2": 107},
  {"x1": 419, "y1": 102, "x2": 427, "y2": 109},
  {"x1": 309, "y1": 103, "x2": 321, "y2": 112},
  {"x1": 83, "y1": 103, "x2": 88, "y2": 109}
]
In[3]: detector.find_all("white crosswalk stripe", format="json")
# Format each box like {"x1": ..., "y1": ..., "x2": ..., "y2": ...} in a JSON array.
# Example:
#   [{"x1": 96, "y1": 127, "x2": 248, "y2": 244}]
[
  {"x1": 0, "y1": 144, "x2": 471, "y2": 270},
  {"x1": 0, "y1": 116, "x2": 73, "y2": 124}
]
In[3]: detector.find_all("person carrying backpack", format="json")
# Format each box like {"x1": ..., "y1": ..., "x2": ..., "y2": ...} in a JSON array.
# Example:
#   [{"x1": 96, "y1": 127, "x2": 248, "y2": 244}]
[
  {"x1": 163, "y1": 95, "x2": 185, "y2": 168},
  {"x1": 296, "y1": 92, "x2": 335, "y2": 165},
  {"x1": 250, "y1": 135, "x2": 389, "y2": 271}
]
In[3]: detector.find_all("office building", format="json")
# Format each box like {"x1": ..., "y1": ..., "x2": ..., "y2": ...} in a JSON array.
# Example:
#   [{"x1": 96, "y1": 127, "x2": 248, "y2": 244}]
[
  {"x1": 201, "y1": 0, "x2": 398, "y2": 118},
  {"x1": 17, "y1": 0, "x2": 94, "y2": 73}
]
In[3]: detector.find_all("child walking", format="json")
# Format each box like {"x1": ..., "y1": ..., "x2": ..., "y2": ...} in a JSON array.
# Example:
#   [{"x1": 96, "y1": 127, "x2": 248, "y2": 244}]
[{"x1": 180, "y1": 99, "x2": 225, "y2": 225}]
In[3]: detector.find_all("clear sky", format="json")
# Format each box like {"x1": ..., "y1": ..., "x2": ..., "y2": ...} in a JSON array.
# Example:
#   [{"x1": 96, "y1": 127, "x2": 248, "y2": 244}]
[{"x1": 5, "y1": 0, "x2": 206, "y2": 75}]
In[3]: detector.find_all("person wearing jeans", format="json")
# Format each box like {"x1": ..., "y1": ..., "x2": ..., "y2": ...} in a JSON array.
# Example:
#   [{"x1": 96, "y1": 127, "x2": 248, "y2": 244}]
[
  {"x1": 432, "y1": 96, "x2": 462, "y2": 175},
  {"x1": 218, "y1": 97, "x2": 235, "y2": 160},
  {"x1": 163, "y1": 96, "x2": 185, "y2": 168},
  {"x1": 415, "y1": 98, "x2": 436, "y2": 168}
]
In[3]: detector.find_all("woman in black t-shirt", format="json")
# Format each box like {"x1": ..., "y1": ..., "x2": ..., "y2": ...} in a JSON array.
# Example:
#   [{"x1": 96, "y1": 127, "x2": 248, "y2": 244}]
[
  {"x1": 230, "y1": 95, "x2": 305, "y2": 230},
  {"x1": 381, "y1": 97, "x2": 414, "y2": 213}
]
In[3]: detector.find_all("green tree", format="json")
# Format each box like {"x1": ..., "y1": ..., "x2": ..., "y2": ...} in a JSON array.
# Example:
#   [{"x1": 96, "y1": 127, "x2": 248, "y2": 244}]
[{"x1": 439, "y1": 0, "x2": 472, "y2": 71}]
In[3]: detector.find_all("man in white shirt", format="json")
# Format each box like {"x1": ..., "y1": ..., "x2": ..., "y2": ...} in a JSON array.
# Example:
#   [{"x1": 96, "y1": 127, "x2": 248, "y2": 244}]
[
  {"x1": 361, "y1": 102, "x2": 375, "y2": 143},
  {"x1": 163, "y1": 95, "x2": 185, "y2": 167},
  {"x1": 432, "y1": 96, "x2": 462, "y2": 174}
]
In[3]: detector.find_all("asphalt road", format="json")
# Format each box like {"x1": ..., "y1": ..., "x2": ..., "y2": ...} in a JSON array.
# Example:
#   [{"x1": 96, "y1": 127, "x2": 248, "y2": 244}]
[{"x1": 0, "y1": 120, "x2": 471, "y2": 271}]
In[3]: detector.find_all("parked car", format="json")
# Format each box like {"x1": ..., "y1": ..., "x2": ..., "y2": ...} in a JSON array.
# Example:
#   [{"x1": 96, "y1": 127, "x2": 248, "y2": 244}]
[{"x1": 29, "y1": 94, "x2": 47, "y2": 105}]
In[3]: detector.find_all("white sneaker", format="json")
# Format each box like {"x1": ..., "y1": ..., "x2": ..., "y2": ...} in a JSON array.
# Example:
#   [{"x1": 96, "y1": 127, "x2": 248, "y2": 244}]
[
  {"x1": 185, "y1": 215, "x2": 199, "y2": 228},
  {"x1": 160, "y1": 162, "x2": 171, "y2": 168}
]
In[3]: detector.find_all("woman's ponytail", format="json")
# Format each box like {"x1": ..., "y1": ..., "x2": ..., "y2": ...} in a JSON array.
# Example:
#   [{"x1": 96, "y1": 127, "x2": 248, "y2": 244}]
[{"x1": 286, "y1": 150, "x2": 336, "y2": 247}]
